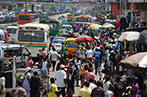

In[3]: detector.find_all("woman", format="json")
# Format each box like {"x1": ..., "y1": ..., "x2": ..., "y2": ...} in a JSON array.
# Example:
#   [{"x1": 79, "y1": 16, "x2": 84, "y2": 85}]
[
  {"x1": 22, "y1": 67, "x2": 31, "y2": 97},
  {"x1": 25, "y1": 56, "x2": 34, "y2": 67}
]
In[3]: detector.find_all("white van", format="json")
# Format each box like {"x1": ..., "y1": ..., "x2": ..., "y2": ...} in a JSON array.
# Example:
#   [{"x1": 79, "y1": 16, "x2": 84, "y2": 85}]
[{"x1": 0, "y1": 29, "x2": 5, "y2": 44}]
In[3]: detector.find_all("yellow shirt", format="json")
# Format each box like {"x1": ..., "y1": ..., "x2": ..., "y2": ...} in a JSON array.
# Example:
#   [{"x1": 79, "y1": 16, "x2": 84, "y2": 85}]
[
  {"x1": 79, "y1": 87, "x2": 91, "y2": 97},
  {"x1": 48, "y1": 84, "x2": 58, "y2": 97}
]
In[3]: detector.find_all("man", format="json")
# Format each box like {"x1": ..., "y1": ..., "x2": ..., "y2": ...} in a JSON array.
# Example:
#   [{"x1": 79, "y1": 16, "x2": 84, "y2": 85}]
[
  {"x1": 55, "y1": 65, "x2": 66, "y2": 97},
  {"x1": 85, "y1": 68, "x2": 96, "y2": 83},
  {"x1": 48, "y1": 77, "x2": 58, "y2": 97},
  {"x1": 86, "y1": 47, "x2": 93, "y2": 62},
  {"x1": 79, "y1": 81, "x2": 91, "y2": 97},
  {"x1": 93, "y1": 47, "x2": 102, "y2": 75},
  {"x1": 103, "y1": 75, "x2": 112, "y2": 91},
  {"x1": 114, "y1": 77, "x2": 124, "y2": 97},
  {"x1": 75, "y1": 46, "x2": 82, "y2": 60},
  {"x1": 61, "y1": 42, "x2": 65, "y2": 58},
  {"x1": 89, "y1": 78, "x2": 97, "y2": 90},
  {"x1": 30, "y1": 71, "x2": 40, "y2": 97},
  {"x1": 91, "y1": 81, "x2": 105, "y2": 97},
  {"x1": 50, "y1": 48, "x2": 59, "y2": 71},
  {"x1": 0, "y1": 72, "x2": 5, "y2": 97}
]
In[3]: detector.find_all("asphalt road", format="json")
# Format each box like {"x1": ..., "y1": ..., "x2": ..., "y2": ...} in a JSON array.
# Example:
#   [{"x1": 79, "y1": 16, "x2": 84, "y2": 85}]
[{"x1": 49, "y1": 61, "x2": 104, "y2": 97}]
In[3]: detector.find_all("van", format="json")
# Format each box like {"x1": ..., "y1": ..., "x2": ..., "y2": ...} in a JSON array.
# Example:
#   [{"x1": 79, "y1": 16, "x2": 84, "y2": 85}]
[
  {"x1": 0, "y1": 29, "x2": 5, "y2": 44},
  {"x1": 64, "y1": 38, "x2": 78, "y2": 55}
]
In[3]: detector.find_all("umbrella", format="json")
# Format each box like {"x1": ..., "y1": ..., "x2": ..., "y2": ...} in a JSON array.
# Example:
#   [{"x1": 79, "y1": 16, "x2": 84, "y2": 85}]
[
  {"x1": 89, "y1": 24, "x2": 102, "y2": 29},
  {"x1": 92, "y1": 28, "x2": 102, "y2": 32},
  {"x1": 75, "y1": 35, "x2": 94, "y2": 43},
  {"x1": 101, "y1": 22, "x2": 115, "y2": 29},
  {"x1": 119, "y1": 52, "x2": 147, "y2": 71},
  {"x1": 138, "y1": 29, "x2": 147, "y2": 45},
  {"x1": 118, "y1": 31, "x2": 140, "y2": 42}
]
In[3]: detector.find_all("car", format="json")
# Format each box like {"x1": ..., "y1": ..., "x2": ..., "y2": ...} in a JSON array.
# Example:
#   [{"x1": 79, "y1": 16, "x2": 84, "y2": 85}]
[
  {"x1": 52, "y1": 37, "x2": 66, "y2": 52},
  {"x1": 61, "y1": 25, "x2": 73, "y2": 35},
  {"x1": 0, "y1": 12, "x2": 5, "y2": 23}
]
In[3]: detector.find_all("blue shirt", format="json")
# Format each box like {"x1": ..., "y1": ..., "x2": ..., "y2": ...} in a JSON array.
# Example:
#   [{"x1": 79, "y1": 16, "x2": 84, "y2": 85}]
[{"x1": 94, "y1": 51, "x2": 101, "y2": 62}]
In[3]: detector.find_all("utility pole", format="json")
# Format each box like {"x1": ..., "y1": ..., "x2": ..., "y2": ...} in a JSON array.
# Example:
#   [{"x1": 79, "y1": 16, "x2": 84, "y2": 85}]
[
  {"x1": 131, "y1": 0, "x2": 133, "y2": 26},
  {"x1": 120, "y1": 0, "x2": 122, "y2": 16},
  {"x1": 25, "y1": 0, "x2": 27, "y2": 13},
  {"x1": 124, "y1": 0, "x2": 127, "y2": 15}
]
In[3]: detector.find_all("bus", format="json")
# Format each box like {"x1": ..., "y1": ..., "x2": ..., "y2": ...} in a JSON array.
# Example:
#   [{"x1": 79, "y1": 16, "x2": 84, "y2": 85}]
[
  {"x1": 74, "y1": 15, "x2": 92, "y2": 27},
  {"x1": 40, "y1": 19, "x2": 61, "y2": 36},
  {"x1": 75, "y1": 15, "x2": 92, "y2": 22},
  {"x1": 15, "y1": 23, "x2": 50, "y2": 58},
  {"x1": 17, "y1": 13, "x2": 35, "y2": 25}
]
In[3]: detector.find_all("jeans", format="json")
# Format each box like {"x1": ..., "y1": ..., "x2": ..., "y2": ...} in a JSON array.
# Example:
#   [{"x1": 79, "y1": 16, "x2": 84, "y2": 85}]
[
  {"x1": 94, "y1": 61, "x2": 101, "y2": 75},
  {"x1": 51, "y1": 61, "x2": 56, "y2": 71}
]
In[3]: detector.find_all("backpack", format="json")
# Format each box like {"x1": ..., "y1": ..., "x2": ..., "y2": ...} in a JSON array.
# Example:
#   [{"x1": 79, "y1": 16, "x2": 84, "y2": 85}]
[{"x1": 91, "y1": 87, "x2": 105, "y2": 97}]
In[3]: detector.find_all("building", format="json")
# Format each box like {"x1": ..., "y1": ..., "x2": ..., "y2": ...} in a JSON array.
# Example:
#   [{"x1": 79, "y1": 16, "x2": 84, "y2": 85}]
[
  {"x1": 0, "y1": 1, "x2": 15, "y2": 11},
  {"x1": 111, "y1": 0, "x2": 147, "y2": 16}
]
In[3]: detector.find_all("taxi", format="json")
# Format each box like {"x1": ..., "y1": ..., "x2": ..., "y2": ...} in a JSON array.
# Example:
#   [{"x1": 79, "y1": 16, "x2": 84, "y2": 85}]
[{"x1": 64, "y1": 38, "x2": 78, "y2": 55}]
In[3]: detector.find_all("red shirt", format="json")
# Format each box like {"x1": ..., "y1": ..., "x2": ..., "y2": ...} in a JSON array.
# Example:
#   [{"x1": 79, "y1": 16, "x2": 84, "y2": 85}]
[{"x1": 85, "y1": 72, "x2": 96, "y2": 82}]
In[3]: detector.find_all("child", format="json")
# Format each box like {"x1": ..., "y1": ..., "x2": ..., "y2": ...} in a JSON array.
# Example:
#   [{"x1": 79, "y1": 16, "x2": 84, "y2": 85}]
[{"x1": 48, "y1": 77, "x2": 58, "y2": 97}]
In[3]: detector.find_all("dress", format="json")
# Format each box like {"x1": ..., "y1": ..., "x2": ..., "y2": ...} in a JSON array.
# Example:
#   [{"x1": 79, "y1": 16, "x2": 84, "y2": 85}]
[{"x1": 23, "y1": 73, "x2": 31, "y2": 97}]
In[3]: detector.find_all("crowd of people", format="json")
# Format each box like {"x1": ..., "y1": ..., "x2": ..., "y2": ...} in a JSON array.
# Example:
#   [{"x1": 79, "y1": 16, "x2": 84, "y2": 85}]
[{"x1": 0, "y1": 15, "x2": 147, "y2": 97}]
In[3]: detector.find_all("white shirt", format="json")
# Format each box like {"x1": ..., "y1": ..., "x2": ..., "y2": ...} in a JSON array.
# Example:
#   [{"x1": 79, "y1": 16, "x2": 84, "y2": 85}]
[
  {"x1": 0, "y1": 76, "x2": 5, "y2": 90},
  {"x1": 89, "y1": 83, "x2": 97, "y2": 90},
  {"x1": 42, "y1": 61, "x2": 47, "y2": 70},
  {"x1": 55, "y1": 70, "x2": 66, "y2": 87},
  {"x1": 103, "y1": 81, "x2": 111, "y2": 91},
  {"x1": 86, "y1": 49, "x2": 93, "y2": 58},
  {"x1": 50, "y1": 51, "x2": 58, "y2": 61}
]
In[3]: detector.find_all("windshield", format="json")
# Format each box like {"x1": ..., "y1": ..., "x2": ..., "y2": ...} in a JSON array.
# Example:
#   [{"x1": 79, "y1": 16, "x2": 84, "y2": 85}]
[
  {"x1": 0, "y1": 34, "x2": 5, "y2": 41},
  {"x1": 68, "y1": 15, "x2": 73, "y2": 17},
  {"x1": 18, "y1": 30, "x2": 44, "y2": 42},
  {"x1": 19, "y1": 16, "x2": 30, "y2": 21},
  {"x1": 6, "y1": 28, "x2": 16, "y2": 34},
  {"x1": 49, "y1": 23, "x2": 57, "y2": 30},
  {"x1": 53, "y1": 40, "x2": 63, "y2": 44},
  {"x1": 76, "y1": 18, "x2": 89, "y2": 22},
  {"x1": 62, "y1": 26, "x2": 72, "y2": 29},
  {"x1": 65, "y1": 41, "x2": 77, "y2": 47}
]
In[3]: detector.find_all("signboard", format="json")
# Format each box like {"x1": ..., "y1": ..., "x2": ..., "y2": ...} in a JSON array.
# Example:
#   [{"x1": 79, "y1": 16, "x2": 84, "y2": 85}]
[{"x1": 78, "y1": 0, "x2": 94, "y2": 2}]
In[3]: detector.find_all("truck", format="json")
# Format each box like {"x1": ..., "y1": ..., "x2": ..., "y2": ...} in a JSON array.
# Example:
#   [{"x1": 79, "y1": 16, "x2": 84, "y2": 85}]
[{"x1": 2, "y1": 57, "x2": 49, "y2": 97}]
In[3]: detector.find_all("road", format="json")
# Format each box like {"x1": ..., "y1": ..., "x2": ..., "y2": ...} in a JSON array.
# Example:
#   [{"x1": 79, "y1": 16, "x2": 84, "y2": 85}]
[{"x1": 49, "y1": 61, "x2": 104, "y2": 97}]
